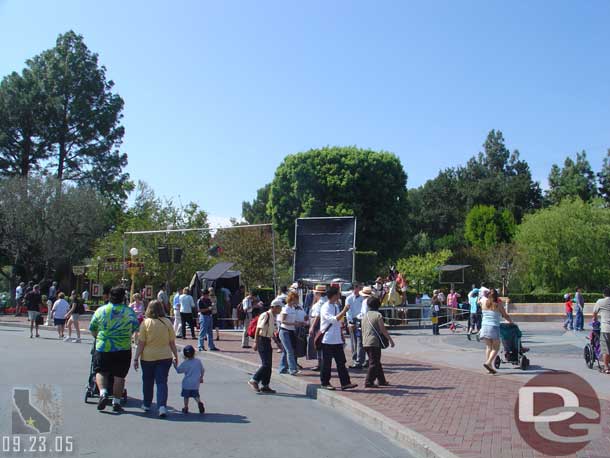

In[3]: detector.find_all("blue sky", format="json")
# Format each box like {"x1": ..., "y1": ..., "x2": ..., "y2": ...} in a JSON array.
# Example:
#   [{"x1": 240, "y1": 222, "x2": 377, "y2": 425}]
[{"x1": 2, "y1": 0, "x2": 609, "y2": 222}]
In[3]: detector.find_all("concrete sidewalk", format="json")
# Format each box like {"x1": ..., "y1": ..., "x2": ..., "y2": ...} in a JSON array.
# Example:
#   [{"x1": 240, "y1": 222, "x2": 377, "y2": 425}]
[{"x1": 3, "y1": 315, "x2": 609, "y2": 458}]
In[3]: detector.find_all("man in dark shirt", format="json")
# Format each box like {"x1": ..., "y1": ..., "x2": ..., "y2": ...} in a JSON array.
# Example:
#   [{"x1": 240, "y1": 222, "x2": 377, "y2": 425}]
[
  {"x1": 25, "y1": 284, "x2": 42, "y2": 338},
  {"x1": 198, "y1": 290, "x2": 218, "y2": 352}
]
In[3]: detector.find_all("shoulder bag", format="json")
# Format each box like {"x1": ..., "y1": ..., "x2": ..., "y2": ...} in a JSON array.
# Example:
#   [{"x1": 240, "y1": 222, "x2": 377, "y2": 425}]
[{"x1": 365, "y1": 312, "x2": 389, "y2": 349}]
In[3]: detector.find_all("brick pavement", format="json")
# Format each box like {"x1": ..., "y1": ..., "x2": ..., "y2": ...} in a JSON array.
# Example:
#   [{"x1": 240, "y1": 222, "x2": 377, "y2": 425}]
[
  {"x1": 182, "y1": 330, "x2": 609, "y2": 458},
  {"x1": 2, "y1": 315, "x2": 609, "y2": 458}
]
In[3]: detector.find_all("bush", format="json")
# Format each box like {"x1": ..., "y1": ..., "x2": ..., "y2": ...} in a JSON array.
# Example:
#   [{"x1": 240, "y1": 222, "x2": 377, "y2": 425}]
[{"x1": 509, "y1": 293, "x2": 602, "y2": 303}]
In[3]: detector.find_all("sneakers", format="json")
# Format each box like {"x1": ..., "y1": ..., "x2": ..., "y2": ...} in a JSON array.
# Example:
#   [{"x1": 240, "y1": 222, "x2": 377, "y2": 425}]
[
  {"x1": 289, "y1": 370, "x2": 301, "y2": 376},
  {"x1": 260, "y1": 387, "x2": 276, "y2": 394},
  {"x1": 364, "y1": 383, "x2": 379, "y2": 388},
  {"x1": 209, "y1": 347, "x2": 220, "y2": 351},
  {"x1": 141, "y1": 404, "x2": 151, "y2": 412},
  {"x1": 112, "y1": 403, "x2": 124, "y2": 413},
  {"x1": 63, "y1": 336, "x2": 71, "y2": 342},
  {"x1": 197, "y1": 401, "x2": 205, "y2": 413},
  {"x1": 248, "y1": 380, "x2": 260, "y2": 393},
  {"x1": 198, "y1": 347, "x2": 206, "y2": 351},
  {"x1": 341, "y1": 383, "x2": 358, "y2": 391},
  {"x1": 73, "y1": 338, "x2": 81, "y2": 343},
  {"x1": 97, "y1": 395, "x2": 110, "y2": 411},
  {"x1": 158, "y1": 406, "x2": 168, "y2": 418},
  {"x1": 311, "y1": 366, "x2": 320, "y2": 372},
  {"x1": 320, "y1": 384, "x2": 336, "y2": 391}
]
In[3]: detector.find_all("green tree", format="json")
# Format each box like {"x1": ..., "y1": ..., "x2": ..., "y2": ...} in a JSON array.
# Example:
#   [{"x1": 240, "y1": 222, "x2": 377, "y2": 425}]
[
  {"x1": 396, "y1": 249, "x2": 452, "y2": 293},
  {"x1": 268, "y1": 146, "x2": 409, "y2": 260},
  {"x1": 90, "y1": 182, "x2": 212, "y2": 293},
  {"x1": 598, "y1": 149, "x2": 610, "y2": 204},
  {"x1": 514, "y1": 198, "x2": 610, "y2": 291},
  {"x1": 406, "y1": 130, "x2": 541, "y2": 255},
  {"x1": 242, "y1": 183, "x2": 271, "y2": 224},
  {"x1": 28, "y1": 31, "x2": 132, "y2": 204},
  {"x1": 547, "y1": 151, "x2": 598, "y2": 205},
  {"x1": 464, "y1": 205, "x2": 516, "y2": 248},
  {"x1": 214, "y1": 224, "x2": 291, "y2": 290},
  {"x1": 0, "y1": 176, "x2": 109, "y2": 302},
  {"x1": 0, "y1": 70, "x2": 49, "y2": 177}
]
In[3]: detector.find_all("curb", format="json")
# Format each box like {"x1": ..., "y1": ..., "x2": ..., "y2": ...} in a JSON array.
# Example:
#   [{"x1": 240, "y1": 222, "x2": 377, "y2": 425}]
[{"x1": 0, "y1": 320, "x2": 457, "y2": 458}]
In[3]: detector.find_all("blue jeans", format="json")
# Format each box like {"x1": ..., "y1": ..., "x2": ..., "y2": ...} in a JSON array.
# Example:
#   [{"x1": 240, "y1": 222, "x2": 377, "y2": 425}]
[
  {"x1": 198, "y1": 314, "x2": 216, "y2": 350},
  {"x1": 575, "y1": 309, "x2": 584, "y2": 330},
  {"x1": 564, "y1": 312, "x2": 573, "y2": 330},
  {"x1": 141, "y1": 358, "x2": 172, "y2": 408},
  {"x1": 278, "y1": 328, "x2": 297, "y2": 373}
]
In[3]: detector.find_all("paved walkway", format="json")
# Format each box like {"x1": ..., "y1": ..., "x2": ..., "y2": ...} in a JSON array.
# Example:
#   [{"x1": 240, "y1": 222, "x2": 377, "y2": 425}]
[{"x1": 2, "y1": 314, "x2": 609, "y2": 458}]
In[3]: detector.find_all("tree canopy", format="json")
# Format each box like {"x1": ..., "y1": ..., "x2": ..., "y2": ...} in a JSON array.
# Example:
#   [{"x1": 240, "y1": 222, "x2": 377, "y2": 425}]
[
  {"x1": 514, "y1": 198, "x2": 610, "y2": 291},
  {"x1": 267, "y1": 146, "x2": 409, "y2": 260},
  {"x1": 547, "y1": 151, "x2": 597, "y2": 205},
  {"x1": 464, "y1": 205, "x2": 515, "y2": 249}
]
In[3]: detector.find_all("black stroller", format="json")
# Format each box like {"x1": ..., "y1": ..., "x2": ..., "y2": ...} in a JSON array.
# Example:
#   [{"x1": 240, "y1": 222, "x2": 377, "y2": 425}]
[
  {"x1": 494, "y1": 323, "x2": 530, "y2": 370},
  {"x1": 84, "y1": 339, "x2": 128, "y2": 404}
]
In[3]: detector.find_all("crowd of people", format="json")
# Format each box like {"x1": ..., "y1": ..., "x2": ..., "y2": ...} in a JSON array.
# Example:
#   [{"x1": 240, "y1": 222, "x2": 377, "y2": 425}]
[{"x1": 12, "y1": 274, "x2": 610, "y2": 418}]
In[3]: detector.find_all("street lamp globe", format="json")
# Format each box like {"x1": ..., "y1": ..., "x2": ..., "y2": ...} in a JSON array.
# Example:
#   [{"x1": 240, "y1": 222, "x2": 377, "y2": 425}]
[{"x1": 129, "y1": 247, "x2": 139, "y2": 257}]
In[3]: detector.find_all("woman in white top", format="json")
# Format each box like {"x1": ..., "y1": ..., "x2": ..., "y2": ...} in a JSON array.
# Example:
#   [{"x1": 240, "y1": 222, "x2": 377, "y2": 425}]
[
  {"x1": 319, "y1": 287, "x2": 357, "y2": 391},
  {"x1": 51, "y1": 293, "x2": 70, "y2": 340},
  {"x1": 278, "y1": 292, "x2": 300, "y2": 375}
]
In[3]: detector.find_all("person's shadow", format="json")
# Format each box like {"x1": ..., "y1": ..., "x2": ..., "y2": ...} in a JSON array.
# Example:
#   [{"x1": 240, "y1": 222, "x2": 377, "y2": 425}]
[{"x1": 115, "y1": 407, "x2": 249, "y2": 423}]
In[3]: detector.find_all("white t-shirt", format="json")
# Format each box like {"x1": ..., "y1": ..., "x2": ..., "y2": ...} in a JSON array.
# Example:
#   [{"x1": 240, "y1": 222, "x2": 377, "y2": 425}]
[
  {"x1": 320, "y1": 302, "x2": 343, "y2": 345},
  {"x1": 295, "y1": 307, "x2": 306, "y2": 325},
  {"x1": 280, "y1": 305, "x2": 297, "y2": 331},
  {"x1": 593, "y1": 297, "x2": 610, "y2": 333},
  {"x1": 52, "y1": 299, "x2": 70, "y2": 319}
]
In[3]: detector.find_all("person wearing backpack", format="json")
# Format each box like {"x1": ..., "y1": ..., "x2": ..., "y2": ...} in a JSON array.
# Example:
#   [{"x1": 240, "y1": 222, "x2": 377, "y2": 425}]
[{"x1": 248, "y1": 300, "x2": 283, "y2": 394}]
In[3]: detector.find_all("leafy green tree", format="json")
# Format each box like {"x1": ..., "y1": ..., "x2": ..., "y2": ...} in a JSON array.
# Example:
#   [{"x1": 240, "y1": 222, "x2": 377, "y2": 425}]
[
  {"x1": 242, "y1": 183, "x2": 271, "y2": 224},
  {"x1": 514, "y1": 198, "x2": 610, "y2": 291},
  {"x1": 214, "y1": 224, "x2": 291, "y2": 290},
  {"x1": 396, "y1": 249, "x2": 452, "y2": 293},
  {"x1": 0, "y1": 70, "x2": 49, "y2": 177},
  {"x1": 268, "y1": 146, "x2": 409, "y2": 260},
  {"x1": 598, "y1": 149, "x2": 610, "y2": 204},
  {"x1": 90, "y1": 182, "x2": 212, "y2": 293},
  {"x1": 464, "y1": 205, "x2": 515, "y2": 248},
  {"x1": 406, "y1": 130, "x2": 542, "y2": 255},
  {"x1": 27, "y1": 31, "x2": 132, "y2": 204},
  {"x1": 0, "y1": 176, "x2": 109, "y2": 302},
  {"x1": 547, "y1": 151, "x2": 598, "y2": 205}
]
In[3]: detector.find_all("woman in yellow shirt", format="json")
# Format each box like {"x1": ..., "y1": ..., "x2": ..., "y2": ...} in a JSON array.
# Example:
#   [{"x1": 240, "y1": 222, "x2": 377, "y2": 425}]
[{"x1": 133, "y1": 300, "x2": 179, "y2": 418}]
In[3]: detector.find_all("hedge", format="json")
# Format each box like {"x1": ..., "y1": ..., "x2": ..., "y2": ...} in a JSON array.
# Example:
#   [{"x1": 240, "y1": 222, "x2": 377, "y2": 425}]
[{"x1": 509, "y1": 293, "x2": 602, "y2": 304}]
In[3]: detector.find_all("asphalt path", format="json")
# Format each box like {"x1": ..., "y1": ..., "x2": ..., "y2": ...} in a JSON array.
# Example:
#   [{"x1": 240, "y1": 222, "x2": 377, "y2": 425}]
[{"x1": 0, "y1": 325, "x2": 411, "y2": 458}]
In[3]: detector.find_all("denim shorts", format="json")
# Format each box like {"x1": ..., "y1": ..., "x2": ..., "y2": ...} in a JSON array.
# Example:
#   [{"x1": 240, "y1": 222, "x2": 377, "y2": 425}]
[
  {"x1": 181, "y1": 389, "x2": 200, "y2": 398},
  {"x1": 479, "y1": 325, "x2": 500, "y2": 341}
]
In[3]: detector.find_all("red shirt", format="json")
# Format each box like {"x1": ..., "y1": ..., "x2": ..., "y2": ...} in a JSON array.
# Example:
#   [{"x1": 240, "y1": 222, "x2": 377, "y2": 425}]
[{"x1": 565, "y1": 300, "x2": 573, "y2": 313}]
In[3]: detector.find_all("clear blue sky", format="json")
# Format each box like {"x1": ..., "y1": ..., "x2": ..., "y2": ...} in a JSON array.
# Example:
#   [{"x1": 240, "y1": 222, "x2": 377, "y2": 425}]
[{"x1": 2, "y1": 0, "x2": 609, "y2": 222}]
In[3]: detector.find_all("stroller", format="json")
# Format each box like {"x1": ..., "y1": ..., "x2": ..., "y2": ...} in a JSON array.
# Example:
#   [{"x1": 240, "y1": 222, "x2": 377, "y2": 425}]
[
  {"x1": 494, "y1": 323, "x2": 530, "y2": 370},
  {"x1": 584, "y1": 320, "x2": 602, "y2": 370},
  {"x1": 84, "y1": 339, "x2": 128, "y2": 404}
]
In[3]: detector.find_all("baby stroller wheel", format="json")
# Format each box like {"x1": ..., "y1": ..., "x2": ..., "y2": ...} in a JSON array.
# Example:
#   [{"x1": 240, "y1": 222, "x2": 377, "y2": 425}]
[
  {"x1": 84, "y1": 388, "x2": 92, "y2": 404},
  {"x1": 494, "y1": 355, "x2": 501, "y2": 369},
  {"x1": 584, "y1": 345, "x2": 594, "y2": 369},
  {"x1": 520, "y1": 356, "x2": 529, "y2": 370}
]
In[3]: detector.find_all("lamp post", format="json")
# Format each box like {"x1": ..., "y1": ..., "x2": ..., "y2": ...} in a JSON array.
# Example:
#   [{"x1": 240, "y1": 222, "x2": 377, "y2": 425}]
[
  {"x1": 500, "y1": 261, "x2": 509, "y2": 297},
  {"x1": 96, "y1": 256, "x2": 101, "y2": 306},
  {"x1": 128, "y1": 247, "x2": 139, "y2": 303}
]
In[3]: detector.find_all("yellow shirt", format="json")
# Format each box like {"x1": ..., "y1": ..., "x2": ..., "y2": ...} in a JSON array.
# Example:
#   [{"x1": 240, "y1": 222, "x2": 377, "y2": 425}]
[{"x1": 138, "y1": 317, "x2": 175, "y2": 361}]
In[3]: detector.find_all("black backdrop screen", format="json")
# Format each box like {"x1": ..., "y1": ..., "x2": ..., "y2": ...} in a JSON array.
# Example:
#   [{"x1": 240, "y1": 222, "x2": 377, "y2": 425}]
[{"x1": 293, "y1": 217, "x2": 356, "y2": 283}]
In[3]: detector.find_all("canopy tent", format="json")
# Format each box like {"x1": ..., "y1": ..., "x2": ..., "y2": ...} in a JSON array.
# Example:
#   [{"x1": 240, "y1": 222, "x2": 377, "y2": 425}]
[
  {"x1": 437, "y1": 264, "x2": 471, "y2": 286},
  {"x1": 189, "y1": 265, "x2": 241, "y2": 300}
]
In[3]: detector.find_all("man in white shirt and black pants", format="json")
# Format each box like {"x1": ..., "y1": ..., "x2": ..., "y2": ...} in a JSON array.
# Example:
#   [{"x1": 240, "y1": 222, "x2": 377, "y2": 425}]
[
  {"x1": 319, "y1": 286, "x2": 357, "y2": 391},
  {"x1": 346, "y1": 282, "x2": 366, "y2": 369}
]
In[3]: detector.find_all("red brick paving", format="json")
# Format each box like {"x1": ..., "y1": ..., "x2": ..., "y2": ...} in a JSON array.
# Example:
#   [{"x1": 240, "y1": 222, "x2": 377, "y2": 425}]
[{"x1": 3, "y1": 315, "x2": 608, "y2": 458}]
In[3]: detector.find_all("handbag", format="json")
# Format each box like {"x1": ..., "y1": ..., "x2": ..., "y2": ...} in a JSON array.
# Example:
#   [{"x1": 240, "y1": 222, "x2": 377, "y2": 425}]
[
  {"x1": 314, "y1": 324, "x2": 331, "y2": 351},
  {"x1": 35, "y1": 314, "x2": 45, "y2": 326},
  {"x1": 365, "y1": 312, "x2": 389, "y2": 349}
]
